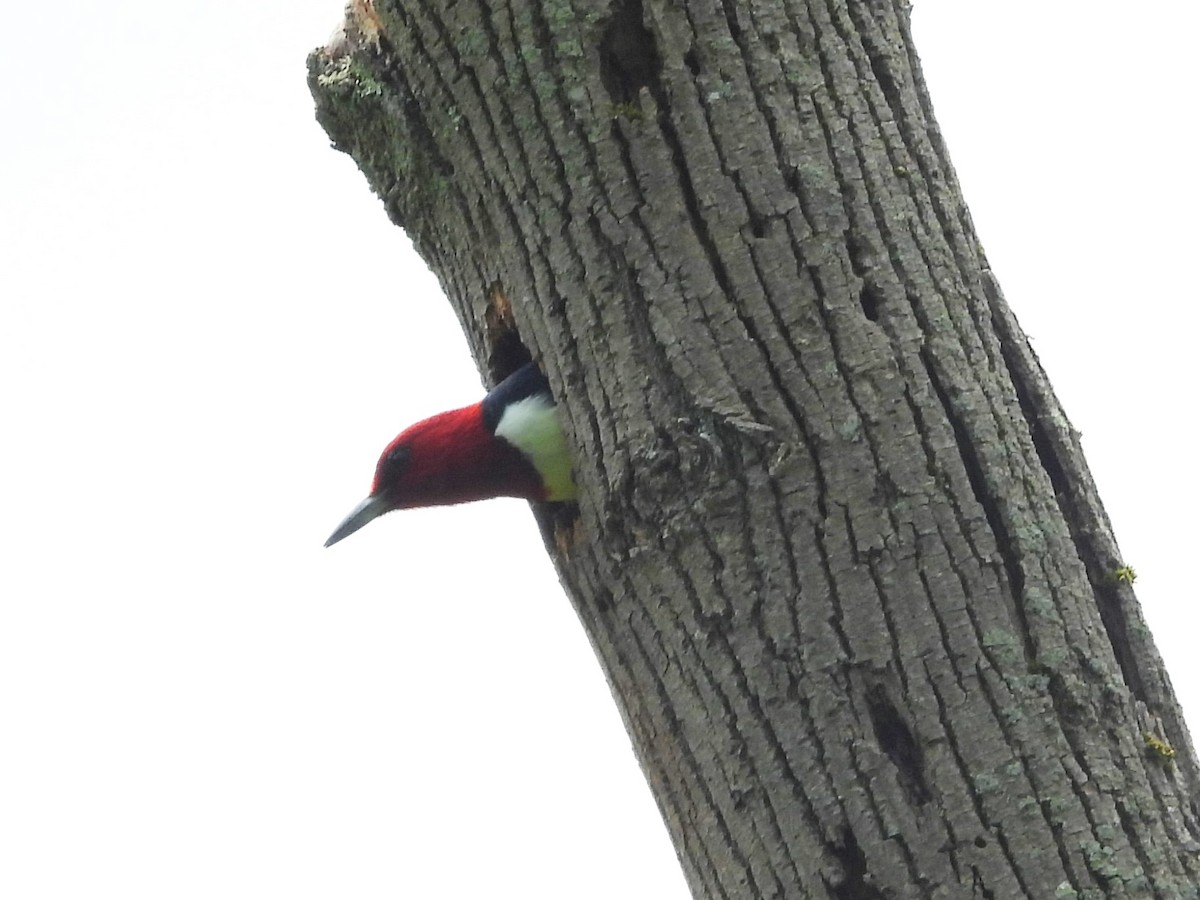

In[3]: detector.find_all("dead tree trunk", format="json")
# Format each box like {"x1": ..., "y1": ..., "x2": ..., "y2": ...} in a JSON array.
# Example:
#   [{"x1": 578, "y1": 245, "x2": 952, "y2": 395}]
[{"x1": 309, "y1": 0, "x2": 1200, "y2": 895}]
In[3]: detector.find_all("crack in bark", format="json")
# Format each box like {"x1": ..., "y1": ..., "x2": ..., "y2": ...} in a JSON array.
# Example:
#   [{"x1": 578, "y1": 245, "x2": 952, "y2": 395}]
[
  {"x1": 992, "y1": 304, "x2": 1145, "y2": 704},
  {"x1": 899, "y1": 382, "x2": 996, "y2": 570},
  {"x1": 813, "y1": 519, "x2": 856, "y2": 663},
  {"x1": 919, "y1": 345, "x2": 1034, "y2": 659}
]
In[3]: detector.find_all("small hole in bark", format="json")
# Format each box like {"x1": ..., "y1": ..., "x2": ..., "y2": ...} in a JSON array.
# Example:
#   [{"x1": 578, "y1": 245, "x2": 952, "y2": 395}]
[
  {"x1": 484, "y1": 282, "x2": 532, "y2": 382},
  {"x1": 599, "y1": 0, "x2": 660, "y2": 102},
  {"x1": 866, "y1": 685, "x2": 931, "y2": 806},
  {"x1": 974, "y1": 836, "x2": 987, "y2": 849},
  {"x1": 847, "y1": 234, "x2": 880, "y2": 323},
  {"x1": 859, "y1": 283, "x2": 882, "y2": 322},
  {"x1": 828, "y1": 828, "x2": 887, "y2": 900},
  {"x1": 867, "y1": 48, "x2": 904, "y2": 122},
  {"x1": 684, "y1": 48, "x2": 700, "y2": 76}
]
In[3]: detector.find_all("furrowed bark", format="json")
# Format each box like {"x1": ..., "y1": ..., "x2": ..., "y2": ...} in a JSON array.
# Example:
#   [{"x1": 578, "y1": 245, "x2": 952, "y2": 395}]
[{"x1": 310, "y1": 0, "x2": 1200, "y2": 895}]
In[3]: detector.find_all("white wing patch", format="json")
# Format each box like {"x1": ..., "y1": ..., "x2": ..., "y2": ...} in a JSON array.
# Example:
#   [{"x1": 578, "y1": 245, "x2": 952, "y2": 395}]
[{"x1": 494, "y1": 395, "x2": 576, "y2": 501}]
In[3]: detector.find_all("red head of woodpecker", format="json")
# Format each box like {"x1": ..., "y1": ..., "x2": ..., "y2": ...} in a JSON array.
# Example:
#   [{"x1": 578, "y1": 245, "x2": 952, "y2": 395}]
[{"x1": 325, "y1": 362, "x2": 576, "y2": 547}]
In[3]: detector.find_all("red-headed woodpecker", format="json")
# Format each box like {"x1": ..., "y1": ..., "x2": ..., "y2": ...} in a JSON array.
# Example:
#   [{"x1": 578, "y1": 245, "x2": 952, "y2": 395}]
[{"x1": 325, "y1": 362, "x2": 575, "y2": 547}]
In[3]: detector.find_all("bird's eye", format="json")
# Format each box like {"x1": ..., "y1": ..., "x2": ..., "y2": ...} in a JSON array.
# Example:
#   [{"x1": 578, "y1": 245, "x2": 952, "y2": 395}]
[{"x1": 378, "y1": 444, "x2": 411, "y2": 481}]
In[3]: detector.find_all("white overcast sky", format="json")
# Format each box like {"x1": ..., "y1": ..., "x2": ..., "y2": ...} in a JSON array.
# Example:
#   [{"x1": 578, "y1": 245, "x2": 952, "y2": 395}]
[{"x1": 2, "y1": 2, "x2": 1196, "y2": 898}]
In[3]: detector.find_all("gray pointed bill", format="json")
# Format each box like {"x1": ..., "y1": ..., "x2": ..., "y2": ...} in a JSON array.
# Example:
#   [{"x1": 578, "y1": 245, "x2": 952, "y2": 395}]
[{"x1": 325, "y1": 494, "x2": 389, "y2": 547}]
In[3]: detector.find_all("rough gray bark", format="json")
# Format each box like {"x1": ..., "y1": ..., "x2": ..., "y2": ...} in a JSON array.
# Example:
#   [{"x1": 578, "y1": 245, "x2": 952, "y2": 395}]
[{"x1": 309, "y1": 0, "x2": 1200, "y2": 896}]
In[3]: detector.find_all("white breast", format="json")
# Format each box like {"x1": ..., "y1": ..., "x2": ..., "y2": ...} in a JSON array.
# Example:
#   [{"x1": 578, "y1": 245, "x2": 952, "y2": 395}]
[{"x1": 493, "y1": 395, "x2": 576, "y2": 501}]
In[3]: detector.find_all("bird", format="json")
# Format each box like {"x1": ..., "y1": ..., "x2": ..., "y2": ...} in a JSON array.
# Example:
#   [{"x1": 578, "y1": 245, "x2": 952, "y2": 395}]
[{"x1": 325, "y1": 361, "x2": 576, "y2": 547}]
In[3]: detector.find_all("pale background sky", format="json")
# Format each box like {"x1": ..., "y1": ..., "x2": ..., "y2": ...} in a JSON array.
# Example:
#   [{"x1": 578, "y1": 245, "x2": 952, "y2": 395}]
[{"x1": 2, "y1": 2, "x2": 1195, "y2": 897}]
